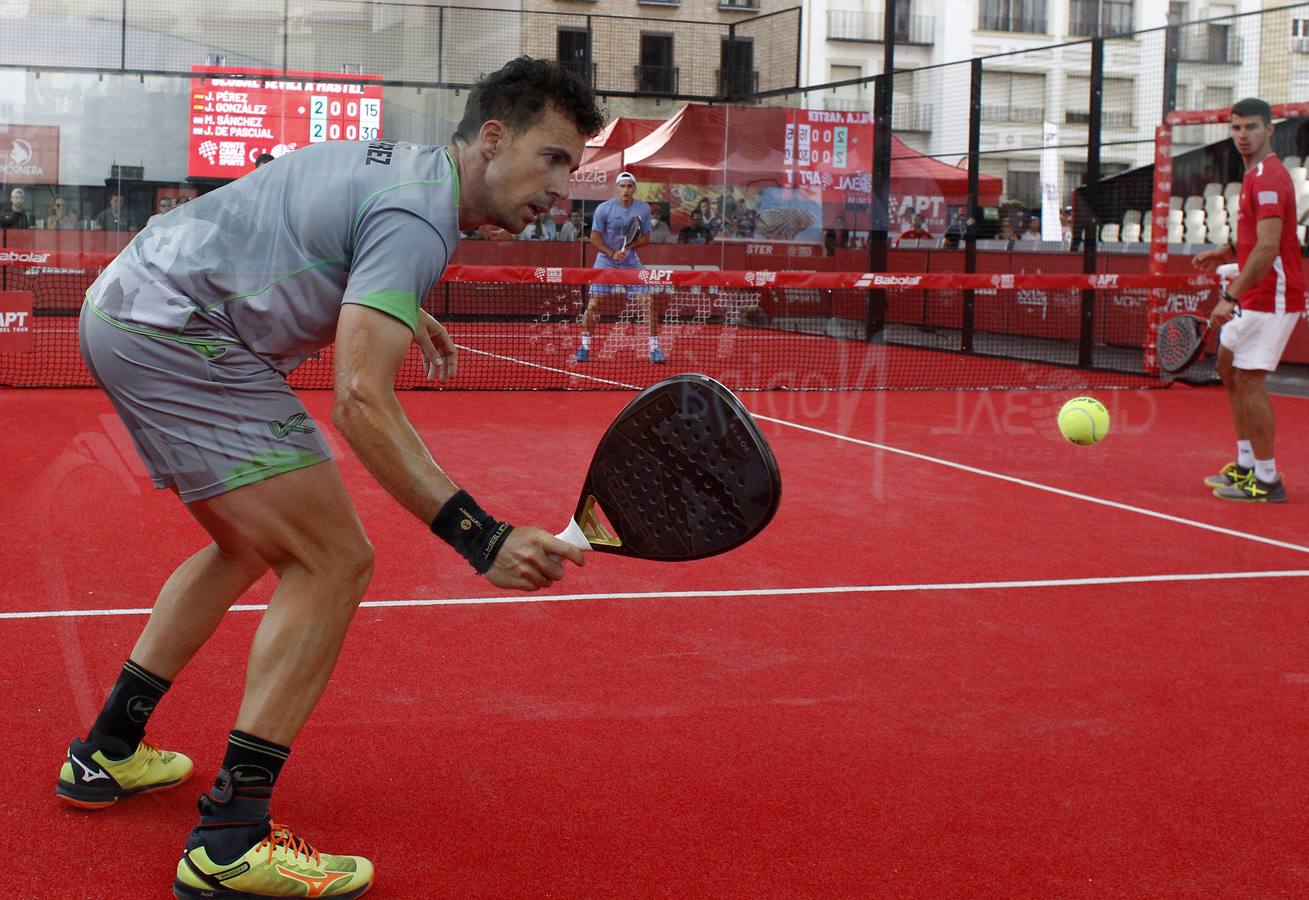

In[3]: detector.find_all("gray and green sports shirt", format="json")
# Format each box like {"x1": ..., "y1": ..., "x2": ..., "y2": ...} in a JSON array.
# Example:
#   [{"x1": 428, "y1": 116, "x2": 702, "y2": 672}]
[{"x1": 88, "y1": 139, "x2": 460, "y2": 374}]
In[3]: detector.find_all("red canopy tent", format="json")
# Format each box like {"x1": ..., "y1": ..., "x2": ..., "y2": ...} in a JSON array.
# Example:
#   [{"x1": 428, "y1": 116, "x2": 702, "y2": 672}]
[
  {"x1": 618, "y1": 104, "x2": 1001, "y2": 231},
  {"x1": 567, "y1": 116, "x2": 661, "y2": 201}
]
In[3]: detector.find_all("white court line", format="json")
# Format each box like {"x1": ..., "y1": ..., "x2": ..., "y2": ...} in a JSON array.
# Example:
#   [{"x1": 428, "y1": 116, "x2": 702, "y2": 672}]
[
  {"x1": 4, "y1": 569, "x2": 1308, "y2": 620},
  {"x1": 755, "y1": 413, "x2": 1309, "y2": 556}
]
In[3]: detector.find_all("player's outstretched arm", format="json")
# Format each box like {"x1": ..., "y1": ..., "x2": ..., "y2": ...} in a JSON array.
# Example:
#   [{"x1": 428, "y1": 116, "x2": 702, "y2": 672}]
[{"x1": 333, "y1": 304, "x2": 581, "y2": 589}]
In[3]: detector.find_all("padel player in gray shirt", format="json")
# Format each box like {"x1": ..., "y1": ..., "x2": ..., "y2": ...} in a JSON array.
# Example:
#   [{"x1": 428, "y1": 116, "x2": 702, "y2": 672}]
[{"x1": 62, "y1": 58, "x2": 602, "y2": 899}]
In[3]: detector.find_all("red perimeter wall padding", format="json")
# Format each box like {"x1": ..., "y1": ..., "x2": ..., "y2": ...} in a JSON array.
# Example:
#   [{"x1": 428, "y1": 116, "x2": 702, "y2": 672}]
[{"x1": 4, "y1": 231, "x2": 1304, "y2": 363}]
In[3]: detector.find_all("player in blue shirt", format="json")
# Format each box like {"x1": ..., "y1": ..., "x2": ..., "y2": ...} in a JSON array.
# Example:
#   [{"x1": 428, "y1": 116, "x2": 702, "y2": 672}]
[{"x1": 574, "y1": 171, "x2": 665, "y2": 363}]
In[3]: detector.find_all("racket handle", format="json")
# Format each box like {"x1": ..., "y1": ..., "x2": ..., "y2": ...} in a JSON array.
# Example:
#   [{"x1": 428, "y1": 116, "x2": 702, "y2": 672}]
[{"x1": 555, "y1": 518, "x2": 592, "y2": 551}]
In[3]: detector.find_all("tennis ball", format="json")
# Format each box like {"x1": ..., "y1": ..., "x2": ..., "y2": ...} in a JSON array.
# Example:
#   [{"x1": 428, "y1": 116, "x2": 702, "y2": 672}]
[{"x1": 1058, "y1": 396, "x2": 1110, "y2": 445}]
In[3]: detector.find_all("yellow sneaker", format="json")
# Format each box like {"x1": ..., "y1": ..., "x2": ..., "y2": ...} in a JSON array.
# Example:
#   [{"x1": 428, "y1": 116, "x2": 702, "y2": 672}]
[
  {"x1": 173, "y1": 822, "x2": 374, "y2": 898},
  {"x1": 56, "y1": 736, "x2": 193, "y2": 809}
]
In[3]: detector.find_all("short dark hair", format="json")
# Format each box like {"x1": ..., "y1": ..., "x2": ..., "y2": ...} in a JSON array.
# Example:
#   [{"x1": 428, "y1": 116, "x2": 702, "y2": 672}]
[
  {"x1": 254, "y1": 153, "x2": 275, "y2": 167},
  {"x1": 1231, "y1": 97, "x2": 1272, "y2": 126},
  {"x1": 453, "y1": 57, "x2": 605, "y2": 145}
]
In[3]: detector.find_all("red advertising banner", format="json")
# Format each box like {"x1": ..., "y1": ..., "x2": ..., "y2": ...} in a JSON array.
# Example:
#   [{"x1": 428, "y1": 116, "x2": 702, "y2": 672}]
[
  {"x1": 0, "y1": 125, "x2": 60, "y2": 185},
  {"x1": 0, "y1": 291, "x2": 34, "y2": 354},
  {"x1": 187, "y1": 67, "x2": 384, "y2": 178}
]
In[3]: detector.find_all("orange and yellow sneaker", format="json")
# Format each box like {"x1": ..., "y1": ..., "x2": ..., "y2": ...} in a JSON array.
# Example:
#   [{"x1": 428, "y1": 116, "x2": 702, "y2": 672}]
[
  {"x1": 173, "y1": 821, "x2": 373, "y2": 898},
  {"x1": 56, "y1": 736, "x2": 193, "y2": 809}
]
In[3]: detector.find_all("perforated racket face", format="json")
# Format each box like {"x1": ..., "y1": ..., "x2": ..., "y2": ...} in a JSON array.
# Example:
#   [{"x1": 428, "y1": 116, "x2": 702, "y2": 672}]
[
  {"x1": 1157, "y1": 315, "x2": 1208, "y2": 374},
  {"x1": 578, "y1": 374, "x2": 781, "y2": 560}
]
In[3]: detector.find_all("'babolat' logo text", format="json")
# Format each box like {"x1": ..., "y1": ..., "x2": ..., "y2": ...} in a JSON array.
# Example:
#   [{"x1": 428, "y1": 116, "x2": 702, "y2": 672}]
[
  {"x1": 0, "y1": 250, "x2": 51, "y2": 264},
  {"x1": 364, "y1": 140, "x2": 396, "y2": 166},
  {"x1": 854, "y1": 273, "x2": 923, "y2": 288}
]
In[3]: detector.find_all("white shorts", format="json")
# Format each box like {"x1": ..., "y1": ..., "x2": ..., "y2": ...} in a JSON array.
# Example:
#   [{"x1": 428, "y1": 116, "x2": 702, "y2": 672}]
[{"x1": 1219, "y1": 309, "x2": 1301, "y2": 371}]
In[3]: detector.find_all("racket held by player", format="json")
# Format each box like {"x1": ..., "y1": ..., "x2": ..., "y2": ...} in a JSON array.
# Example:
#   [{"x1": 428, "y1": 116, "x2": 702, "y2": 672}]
[{"x1": 555, "y1": 373, "x2": 781, "y2": 561}]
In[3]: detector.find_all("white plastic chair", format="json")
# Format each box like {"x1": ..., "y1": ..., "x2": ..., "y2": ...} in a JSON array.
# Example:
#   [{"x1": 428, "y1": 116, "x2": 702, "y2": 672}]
[
  {"x1": 1206, "y1": 208, "x2": 1228, "y2": 228},
  {"x1": 1184, "y1": 223, "x2": 1207, "y2": 244},
  {"x1": 1168, "y1": 208, "x2": 1184, "y2": 226},
  {"x1": 1121, "y1": 223, "x2": 1141, "y2": 243},
  {"x1": 1210, "y1": 224, "x2": 1230, "y2": 246},
  {"x1": 1224, "y1": 182, "x2": 1242, "y2": 205},
  {"x1": 1122, "y1": 209, "x2": 1141, "y2": 227},
  {"x1": 1169, "y1": 196, "x2": 1184, "y2": 211},
  {"x1": 1289, "y1": 166, "x2": 1307, "y2": 187},
  {"x1": 1183, "y1": 195, "x2": 1205, "y2": 212},
  {"x1": 1285, "y1": 155, "x2": 1302, "y2": 169},
  {"x1": 1100, "y1": 223, "x2": 1120, "y2": 242},
  {"x1": 1168, "y1": 223, "x2": 1184, "y2": 243},
  {"x1": 1202, "y1": 182, "x2": 1223, "y2": 199}
]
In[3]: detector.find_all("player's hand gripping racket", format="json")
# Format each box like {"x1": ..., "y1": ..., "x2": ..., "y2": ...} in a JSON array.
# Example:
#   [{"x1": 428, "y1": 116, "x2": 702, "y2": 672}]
[
  {"x1": 1156, "y1": 263, "x2": 1240, "y2": 375},
  {"x1": 613, "y1": 216, "x2": 642, "y2": 260},
  {"x1": 555, "y1": 374, "x2": 781, "y2": 560}
]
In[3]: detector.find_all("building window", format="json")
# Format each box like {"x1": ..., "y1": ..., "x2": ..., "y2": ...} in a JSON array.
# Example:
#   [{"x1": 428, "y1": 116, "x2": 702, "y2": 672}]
[
  {"x1": 824, "y1": 64, "x2": 867, "y2": 113},
  {"x1": 637, "y1": 33, "x2": 677, "y2": 94},
  {"x1": 1203, "y1": 85, "x2": 1233, "y2": 110},
  {"x1": 1006, "y1": 169, "x2": 1042, "y2": 208},
  {"x1": 719, "y1": 36, "x2": 755, "y2": 97},
  {"x1": 557, "y1": 28, "x2": 592, "y2": 87},
  {"x1": 979, "y1": 0, "x2": 1047, "y2": 34},
  {"x1": 1064, "y1": 77, "x2": 1135, "y2": 128},
  {"x1": 1068, "y1": 0, "x2": 1133, "y2": 37},
  {"x1": 1167, "y1": 2, "x2": 1186, "y2": 25},
  {"x1": 1065, "y1": 160, "x2": 1130, "y2": 191},
  {"x1": 982, "y1": 71, "x2": 1046, "y2": 123}
]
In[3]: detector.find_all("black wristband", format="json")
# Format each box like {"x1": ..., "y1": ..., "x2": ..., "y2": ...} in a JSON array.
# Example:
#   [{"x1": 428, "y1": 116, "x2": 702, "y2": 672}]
[{"x1": 431, "y1": 490, "x2": 514, "y2": 574}]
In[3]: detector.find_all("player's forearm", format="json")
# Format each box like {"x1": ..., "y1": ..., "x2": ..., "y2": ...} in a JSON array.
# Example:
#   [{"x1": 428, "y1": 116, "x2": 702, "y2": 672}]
[
  {"x1": 590, "y1": 234, "x2": 613, "y2": 257},
  {"x1": 332, "y1": 387, "x2": 455, "y2": 523},
  {"x1": 1229, "y1": 244, "x2": 1278, "y2": 297}
]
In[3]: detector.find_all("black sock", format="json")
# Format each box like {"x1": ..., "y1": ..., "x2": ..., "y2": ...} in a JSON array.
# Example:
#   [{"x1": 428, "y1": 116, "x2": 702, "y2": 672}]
[
  {"x1": 89, "y1": 660, "x2": 171, "y2": 759},
  {"x1": 189, "y1": 731, "x2": 291, "y2": 864}
]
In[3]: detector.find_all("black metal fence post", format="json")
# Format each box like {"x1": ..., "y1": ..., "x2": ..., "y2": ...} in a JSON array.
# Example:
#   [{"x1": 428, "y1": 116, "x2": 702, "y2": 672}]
[
  {"x1": 1079, "y1": 36, "x2": 1105, "y2": 368},
  {"x1": 963, "y1": 57, "x2": 982, "y2": 353}
]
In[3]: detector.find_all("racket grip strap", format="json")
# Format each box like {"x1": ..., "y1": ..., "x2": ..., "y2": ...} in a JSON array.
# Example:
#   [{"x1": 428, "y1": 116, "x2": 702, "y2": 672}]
[
  {"x1": 555, "y1": 519, "x2": 592, "y2": 551},
  {"x1": 431, "y1": 490, "x2": 514, "y2": 574}
]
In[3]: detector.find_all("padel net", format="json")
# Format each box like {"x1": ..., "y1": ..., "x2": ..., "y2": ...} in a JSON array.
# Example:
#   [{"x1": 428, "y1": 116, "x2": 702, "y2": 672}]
[{"x1": 0, "y1": 253, "x2": 1218, "y2": 391}]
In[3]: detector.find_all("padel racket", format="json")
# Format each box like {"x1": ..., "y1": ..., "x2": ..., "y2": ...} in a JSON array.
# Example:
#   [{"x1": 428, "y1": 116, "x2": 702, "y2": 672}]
[
  {"x1": 1157, "y1": 314, "x2": 1212, "y2": 374},
  {"x1": 556, "y1": 374, "x2": 780, "y2": 561},
  {"x1": 618, "y1": 215, "x2": 642, "y2": 254},
  {"x1": 1157, "y1": 299, "x2": 1239, "y2": 375}
]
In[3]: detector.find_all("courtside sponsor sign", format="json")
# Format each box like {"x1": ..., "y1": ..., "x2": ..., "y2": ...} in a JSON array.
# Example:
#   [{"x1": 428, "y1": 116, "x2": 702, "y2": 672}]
[
  {"x1": 853, "y1": 274, "x2": 923, "y2": 288},
  {"x1": 0, "y1": 291, "x2": 34, "y2": 354},
  {"x1": 0, "y1": 125, "x2": 59, "y2": 184}
]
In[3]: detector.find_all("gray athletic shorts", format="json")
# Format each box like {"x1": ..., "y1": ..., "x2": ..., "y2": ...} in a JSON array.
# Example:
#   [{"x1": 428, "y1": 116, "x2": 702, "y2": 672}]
[{"x1": 79, "y1": 300, "x2": 332, "y2": 503}]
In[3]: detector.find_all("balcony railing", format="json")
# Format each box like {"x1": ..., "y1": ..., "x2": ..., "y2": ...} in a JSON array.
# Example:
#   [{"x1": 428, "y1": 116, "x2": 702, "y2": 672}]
[
  {"x1": 893, "y1": 100, "x2": 934, "y2": 131},
  {"x1": 717, "y1": 68, "x2": 760, "y2": 96},
  {"x1": 981, "y1": 103, "x2": 1045, "y2": 124},
  {"x1": 1065, "y1": 109, "x2": 1134, "y2": 128},
  {"x1": 719, "y1": 0, "x2": 760, "y2": 10},
  {"x1": 828, "y1": 10, "x2": 935, "y2": 44},
  {"x1": 821, "y1": 97, "x2": 933, "y2": 131},
  {"x1": 635, "y1": 64, "x2": 679, "y2": 95},
  {"x1": 978, "y1": 14, "x2": 1047, "y2": 34}
]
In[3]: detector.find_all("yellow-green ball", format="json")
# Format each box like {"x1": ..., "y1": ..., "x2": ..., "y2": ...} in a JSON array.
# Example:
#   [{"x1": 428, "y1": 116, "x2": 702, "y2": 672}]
[{"x1": 1058, "y1": 396, "x2": 1110, "y2": 445}]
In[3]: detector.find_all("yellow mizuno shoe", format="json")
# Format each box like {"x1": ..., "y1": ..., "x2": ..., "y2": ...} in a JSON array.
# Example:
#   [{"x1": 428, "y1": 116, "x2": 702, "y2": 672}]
[
  {"x1": 173, "y1": 822, "x2": 374, "y2": 899},
  {"x1": 57, "y1": 736, "x2": 193, "y2": 809}
]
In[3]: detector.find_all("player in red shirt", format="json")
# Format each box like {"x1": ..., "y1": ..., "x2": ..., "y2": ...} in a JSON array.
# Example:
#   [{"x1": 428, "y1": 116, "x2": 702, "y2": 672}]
[{"x1": 1193, "y1": 97, "x2": 1304, "y2": 502}]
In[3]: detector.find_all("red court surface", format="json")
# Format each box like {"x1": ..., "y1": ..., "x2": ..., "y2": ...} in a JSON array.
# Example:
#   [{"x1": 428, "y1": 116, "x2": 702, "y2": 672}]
[{"x1": 4, "y1": 385, "x2": 1309, "y2": 898}]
